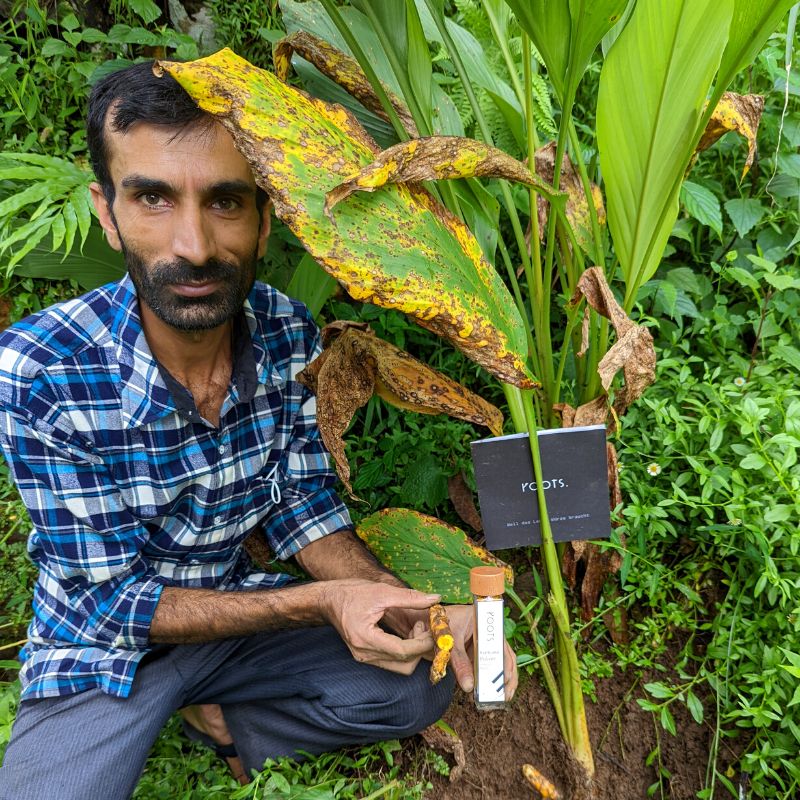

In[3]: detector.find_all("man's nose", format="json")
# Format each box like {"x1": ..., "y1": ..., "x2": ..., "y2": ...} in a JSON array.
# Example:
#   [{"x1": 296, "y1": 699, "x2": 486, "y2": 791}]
[{"x1": 171, "y1": 206, "x2": 215, "y2": 266}]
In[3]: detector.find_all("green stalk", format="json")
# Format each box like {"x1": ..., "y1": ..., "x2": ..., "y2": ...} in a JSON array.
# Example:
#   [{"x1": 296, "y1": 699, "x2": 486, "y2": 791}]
[
  {"x1": 506, "y1": 585, "x2": 568, "y2": 739},
  {"x1": 483, "y1": 1, "x2": 527, "y2": 115},
  {"x1": 505, "y1": 383, "x2": 594, "y2": 777}
]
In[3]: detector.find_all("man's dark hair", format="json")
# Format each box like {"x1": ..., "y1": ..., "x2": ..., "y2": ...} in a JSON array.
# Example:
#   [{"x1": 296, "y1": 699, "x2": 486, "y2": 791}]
[{"x1": 87, "y1": 61, "x2": 268, "y2": 213}]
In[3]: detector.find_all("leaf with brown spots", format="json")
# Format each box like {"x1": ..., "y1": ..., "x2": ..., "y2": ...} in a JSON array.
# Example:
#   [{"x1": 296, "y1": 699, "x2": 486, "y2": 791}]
[
  {"x1": 156, "y1": 50, "x2": 536, "y2": 388},
  {"x1": 324, "y1": 136, "x2": 559, "y2": 220},
  {"x1": 533, "y1": 142, "x2": 606, "y2": 257},
  {"x1": 447, "y1": 472, "x2": 483, "y2": 533},
  {"x1": 696, "y1": 92, "x2": 764, "y2": 178},
  {"x1": 569, "y1": 267, "x2": 655, "y2": 417},
  {"x1": 356, "y1": 508, "x2": 513, "y2": 604},
  {"x1": 273, "y1": 30, "x2": 418, "y2": 137},
  {"x1": 297, "y1": 323, "x2": 503, "y2": 497}
]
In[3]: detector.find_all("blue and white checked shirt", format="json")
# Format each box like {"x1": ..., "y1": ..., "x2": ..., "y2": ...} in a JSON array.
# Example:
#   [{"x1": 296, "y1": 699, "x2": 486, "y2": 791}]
[{"x1": 0, "y1": 275, "x2": 352, "y2": 700}]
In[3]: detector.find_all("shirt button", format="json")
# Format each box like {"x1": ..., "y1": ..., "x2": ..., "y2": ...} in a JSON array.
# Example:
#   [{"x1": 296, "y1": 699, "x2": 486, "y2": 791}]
[
  {"x1": 215, "y1": 515, "x2": 224, "y2": 525},
  {"x1": 218, "y1": 444, "x2": 226, "y2": 454}
]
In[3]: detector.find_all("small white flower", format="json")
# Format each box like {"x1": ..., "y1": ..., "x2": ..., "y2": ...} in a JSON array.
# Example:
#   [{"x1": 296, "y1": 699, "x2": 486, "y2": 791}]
[
  {"x1": 730, "y1": 518, "x2": 742, "y2": 526},
  {"x1": 734, "y1": 377, "x2": 746, "y2": 387},
  {"x1": 647, "y1": 463, "x2": 662, "y2": 477}
]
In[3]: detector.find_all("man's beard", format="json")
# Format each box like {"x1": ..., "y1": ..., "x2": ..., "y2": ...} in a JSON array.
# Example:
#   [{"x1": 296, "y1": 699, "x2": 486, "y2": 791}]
[{"x1": 120, "y1": 238, "x2": 258, "y2": 332}]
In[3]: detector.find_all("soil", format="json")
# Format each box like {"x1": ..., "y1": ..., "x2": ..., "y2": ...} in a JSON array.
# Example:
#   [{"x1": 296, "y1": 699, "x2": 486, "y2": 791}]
[{"x1": 419, "y1": 656, "x2": 738, "y2": 800}]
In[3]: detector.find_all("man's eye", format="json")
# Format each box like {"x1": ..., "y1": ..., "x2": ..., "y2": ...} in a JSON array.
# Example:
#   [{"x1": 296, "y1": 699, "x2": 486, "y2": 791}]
[
  {"x1": 140, "y1": 193, "x2": 165, "y2": 207},
  {"x1": 213, "y1": 197, "x2": 240, "y2": 211}
]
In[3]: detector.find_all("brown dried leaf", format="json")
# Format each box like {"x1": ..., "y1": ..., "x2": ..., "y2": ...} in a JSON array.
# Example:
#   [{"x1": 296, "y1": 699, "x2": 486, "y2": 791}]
[
  {"x1": 421, "y1": 722, "x2": 465, "y2": 783},
  {"x1": 569, "y1": 267, "x2": 656, "y2": 416},
  {"x1": 447, "y1": 472, "x2": 483, "y2": 532},
  {"x1": 298, "y1": 325, "x2": 504, "y2": 496},
  {"x1": 242, "y1": 526, "x2": 272, "y2": 569},
  {"x1": 553, "y1": 395, "x2": 610, "y2": 430},
  {"x1": 697, "y1": 92, "x2": 764, "y2": 178},
  {"x1": 325, "y1": 136, "x2": 559, "y2": 219},
  {"x1": 297, "y1": 330, "x2": 376, "y2": 498},
  {"x1": 534, "y1": 142, "x2": 606, "y2": 256},
  {"x1": 273, "y1": 31, "x2": 419, "y2": 137}
]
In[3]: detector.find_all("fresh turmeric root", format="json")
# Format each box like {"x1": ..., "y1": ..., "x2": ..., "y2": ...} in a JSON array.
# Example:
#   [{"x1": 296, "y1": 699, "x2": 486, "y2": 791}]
[
  {"x1": 522, "y1": 764, "x2": 561, "y2": 799},
  {"x1": 428, "y1": 603, "x2": 454, "y2": 684}
]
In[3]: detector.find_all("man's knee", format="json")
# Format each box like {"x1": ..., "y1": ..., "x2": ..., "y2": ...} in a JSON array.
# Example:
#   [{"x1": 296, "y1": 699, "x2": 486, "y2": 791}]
[{"x1": 332, "y1": 664, "x2": 456, "y2": 736}]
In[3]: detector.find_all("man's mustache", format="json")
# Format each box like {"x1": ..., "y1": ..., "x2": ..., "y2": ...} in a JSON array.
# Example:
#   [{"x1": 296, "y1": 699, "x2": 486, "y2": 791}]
[{"x1": 146, "y1": 258, "x2": 238, "y2": 286}]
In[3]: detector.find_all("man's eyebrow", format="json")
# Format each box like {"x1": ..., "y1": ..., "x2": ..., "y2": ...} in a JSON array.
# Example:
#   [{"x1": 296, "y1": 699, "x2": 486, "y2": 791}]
[
  {"x1": 119, "y1": 177, "x2": 256, "y2": 196},
  {"x1": 120, "y1": 176, "x2": 174, "y2": 193}
]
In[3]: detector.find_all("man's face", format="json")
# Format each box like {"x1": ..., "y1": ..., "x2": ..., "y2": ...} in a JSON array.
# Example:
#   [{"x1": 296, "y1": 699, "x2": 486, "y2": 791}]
[{"x1": 89, "y1": 120, "x2": 270, "y2": 332}]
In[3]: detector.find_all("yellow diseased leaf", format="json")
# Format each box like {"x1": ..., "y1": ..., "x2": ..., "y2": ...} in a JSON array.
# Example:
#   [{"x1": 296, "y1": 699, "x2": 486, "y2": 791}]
[
  {"x1": 696, "y1": 92, "x2": 764, "y2": 178},
  {"x1": 324, "y1": 136, "x2": 559, "y2": 218},
  {"x1": 156, "y1": 50, "x2": 535, "y2": 388},
  {"x1": 356, "y1": 508, "x2": 513, "y2": 604}
]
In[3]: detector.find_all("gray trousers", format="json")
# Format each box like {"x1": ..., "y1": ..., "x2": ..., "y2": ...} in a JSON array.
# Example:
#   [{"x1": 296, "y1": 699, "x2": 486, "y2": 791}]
[{"x1": 0, "y1": 626, "x2": 454, "y2": 800}]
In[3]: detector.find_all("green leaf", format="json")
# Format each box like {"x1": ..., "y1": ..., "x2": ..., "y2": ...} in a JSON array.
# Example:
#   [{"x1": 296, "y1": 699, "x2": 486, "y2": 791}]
[
  {"x1": 660, "y1": 705, "x2": 677, "y2": 736},
  {"x1": 764, "y1": 505, "x2": 791, "y2": 523},
  {"x1": 12, "y1": 223, "x2": 124, "y2": 289},
  {"x1": 398, "y1": 452, "x2": 448, "y2": 508},
  {"x1": 644, "y1": 682, "x2": 674, "y2": 699},
  {"x1": 40, "y1": 38, "x2": 73, "y2": 57},
  {"x1": 504, "y1": 0, "x2": 628, "y2": 104},
  {"x1": 715, "y1": 0, "x2": 799, "y2": 101},
  {"x1": 356, "y1": 508, "x2": 513, "y2": 603},
  {"x1": 597, "y1": 0, "x2": 733, "y2": 307},
  {"x1": 680, "y1": 180, "x2": 722, "y2": 238},
  {"x1": 763, "y1": 273, "x2": 800, "y2": 291},
  {"x1": 285, "y1": 253, "x2": 338, "y2": 319},
  {"x1": 739, "y1": 453, "x2": 766, "y2": 470},
  {"x1": 686, "y1": 690, "x2": 704, "y2": 725},
  {"x1": 723, "y1": 266, "x2": 760, "y2": 292},
  {"x1": 127, "y1": 0, "x2": 162, "y2": 25},
  {"x1": 774, "y1": 344, "x2": 800, "y2": 371},
  {"x1": 724, "y1": 198, "x2": 765, "y2": 238}
]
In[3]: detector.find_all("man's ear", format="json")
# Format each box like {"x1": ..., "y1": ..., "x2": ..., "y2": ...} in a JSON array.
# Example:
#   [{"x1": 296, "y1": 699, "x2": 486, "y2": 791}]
[
  {"x1": 256, "y1": 199, "x2": 272, "y2": 259},
  {"x1": 89, "y1": 182, "x2": 122, "y2": 252}
]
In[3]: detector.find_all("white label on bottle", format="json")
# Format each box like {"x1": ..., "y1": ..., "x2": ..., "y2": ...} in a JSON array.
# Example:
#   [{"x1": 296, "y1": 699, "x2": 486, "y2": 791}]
[{"x1": 475, "y1": 599, "x2": 505, "y2": 703}]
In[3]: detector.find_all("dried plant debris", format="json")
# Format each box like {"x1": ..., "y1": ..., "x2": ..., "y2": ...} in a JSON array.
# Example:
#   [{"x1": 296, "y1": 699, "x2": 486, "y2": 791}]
[
  {"x1": 568, "y1": 266, "x2": 656, "y2": 417},
  {"x1": 420, "y1": 720, "x2": 465, "y2": 783}
]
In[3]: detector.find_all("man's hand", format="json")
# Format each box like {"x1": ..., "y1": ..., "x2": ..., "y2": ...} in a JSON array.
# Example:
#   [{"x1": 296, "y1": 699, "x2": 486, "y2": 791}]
[
  {"x1": 319, "y1": 579, "x2": 439, "y2": 674},
  {"x1": 401, "y1": 604, "x2": 518, "y2": 701}
]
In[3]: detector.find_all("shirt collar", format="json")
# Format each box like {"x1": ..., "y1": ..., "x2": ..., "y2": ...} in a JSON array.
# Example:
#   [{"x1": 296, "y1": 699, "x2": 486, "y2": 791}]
[{"x1": 110, "y1": 275, "x2": 282, "y2": 429}]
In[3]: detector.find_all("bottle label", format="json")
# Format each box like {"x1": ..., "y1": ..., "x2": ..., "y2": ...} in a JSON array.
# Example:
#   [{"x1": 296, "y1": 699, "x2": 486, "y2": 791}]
[{"x1": 474, "y1": 599, "x2": 505, "y2": 703}]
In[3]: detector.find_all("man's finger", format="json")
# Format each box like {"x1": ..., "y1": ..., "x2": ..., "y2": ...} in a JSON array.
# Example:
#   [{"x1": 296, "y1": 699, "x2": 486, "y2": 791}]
[
  {"x1": 377, "y1": 589, "x2": 440, "y2": 611},
  {"x1": 367, "y1": 626, "x2": 434, "y2": 661},
  {"x1": 449, "y1": 643, "x2": 474, "y2": 692}
]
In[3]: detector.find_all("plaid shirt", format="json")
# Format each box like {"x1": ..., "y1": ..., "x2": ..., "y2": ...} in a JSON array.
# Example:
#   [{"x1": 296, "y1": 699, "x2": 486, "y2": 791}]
[{"x1": 0, "y1": 276, "x2": 351, "y2": 700}]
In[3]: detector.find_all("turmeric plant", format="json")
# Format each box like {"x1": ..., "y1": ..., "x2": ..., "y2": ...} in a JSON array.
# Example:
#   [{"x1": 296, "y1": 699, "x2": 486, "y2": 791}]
[{"x1": 157, "y1": 0, "x2": 795, "y2": 780}]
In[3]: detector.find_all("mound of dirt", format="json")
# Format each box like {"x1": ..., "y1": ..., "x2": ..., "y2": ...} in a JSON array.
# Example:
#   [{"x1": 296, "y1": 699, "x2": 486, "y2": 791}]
[{"x1": 423, "y1": 658, "x2": 738, "y2": 800}]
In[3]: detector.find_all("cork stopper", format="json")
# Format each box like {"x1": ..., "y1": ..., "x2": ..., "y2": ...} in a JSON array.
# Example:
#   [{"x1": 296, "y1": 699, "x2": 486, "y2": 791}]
[{"x1": 470, "y1": 566, "x2": 505, "y2": 596}]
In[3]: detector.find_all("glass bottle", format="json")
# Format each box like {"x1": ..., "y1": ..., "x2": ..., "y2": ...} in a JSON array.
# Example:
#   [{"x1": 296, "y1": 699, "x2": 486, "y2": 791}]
[{"x1": 470, "y1": 565, "x2": 506, "y2": 710}]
